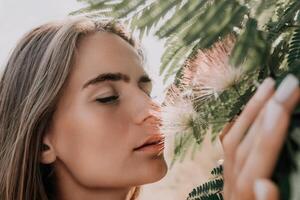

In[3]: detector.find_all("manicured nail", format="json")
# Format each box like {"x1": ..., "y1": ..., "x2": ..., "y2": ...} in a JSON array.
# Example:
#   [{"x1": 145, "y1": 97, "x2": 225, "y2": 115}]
[
  {"x1": 274, "y1": 74, "x2": 299, "y2": 103},
  {"x1": 254, "y1": 78, "x2": 275, "y2": 101},
  {"x1": 254, "y1": 179, "x2": 268, "y2": 200},
  {"x1": 217, "y1": 159, "x2": 224, "y2": 165},
  {"x1": 263, "y1": 100, "x2": 283, "y2": 132}
]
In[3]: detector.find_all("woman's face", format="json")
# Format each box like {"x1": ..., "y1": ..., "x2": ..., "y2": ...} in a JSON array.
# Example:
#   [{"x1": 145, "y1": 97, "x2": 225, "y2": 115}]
[{"x1": 42, "y1": 31, "x2": 168, "y2": 189}]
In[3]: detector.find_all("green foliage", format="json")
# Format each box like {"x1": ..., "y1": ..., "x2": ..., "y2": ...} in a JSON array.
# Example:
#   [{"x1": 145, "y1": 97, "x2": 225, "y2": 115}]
[
  {"x1": 72, "y1": 0, "x2": 248, "y2": 82},
  {"x1": 195, "y1": 72, "x2": 258, "y2": 140},
  {"x1": 287, "y1": 27, "x2": 300, "y2": 67},
  {"x1": 230, "y1": 18, "x2": 270, "y2": 72},
  {"x1": 73, "y1": 0, "x2": 300, "y2": 199},
  {"x1": 210, "y1": 165, "x2": 223, "y2": 177},
  {"x1": 171, "y1": 131, "x2": 196, "y2": 167},
  {"x1": 187, "y1": 165, "x2": 224, "y2": 200}
]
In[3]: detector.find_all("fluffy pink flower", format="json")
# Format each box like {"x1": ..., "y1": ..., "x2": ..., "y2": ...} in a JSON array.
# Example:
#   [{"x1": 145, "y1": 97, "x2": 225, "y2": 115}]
[{"x1": 181, "y1": 35, "x2": 243, "y2": 99}]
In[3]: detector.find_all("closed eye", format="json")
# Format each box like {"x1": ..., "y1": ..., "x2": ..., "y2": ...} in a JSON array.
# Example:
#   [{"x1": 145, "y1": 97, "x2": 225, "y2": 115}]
[{"x1": 96, "y1": 96, "x2": 119, "y2": 104}]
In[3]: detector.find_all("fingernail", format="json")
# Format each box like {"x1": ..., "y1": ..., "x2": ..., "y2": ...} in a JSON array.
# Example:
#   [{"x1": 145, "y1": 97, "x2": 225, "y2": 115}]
[
  {"x1": 263, "y1": 100, "x2": 283, "y2": 132},
  {"x1": 254, "y1": 78, "x2": 275, "y2": 101},
  {"x1": 254, "y1": 179, "x2": 268, "y2": 200},
  {"x1": 274, "y1": 74, "x2": 299, "y2": 103},
  {"x1": 217, "y1": 159, "x2": 224, "y2": 165}
]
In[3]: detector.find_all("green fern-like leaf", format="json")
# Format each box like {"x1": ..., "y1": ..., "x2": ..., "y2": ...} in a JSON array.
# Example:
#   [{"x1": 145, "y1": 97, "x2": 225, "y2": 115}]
[
  {"x1": 161, "y1": 0, "x2": 248, "y2": 82},
  {"x1": 71, "y1": 0, "x2": 146, "y2": 18},
  {"x1": 188, "y1": 192, "x2": 223, "y2": 200},
  {"x1": 287, "y1": 27, "x2": 300, "y2": 67},
  {"x1": 132, "y1": 0, "x2": 181, "y2": 33},
  {"x1": 187, "y1": 165, "x2": 224, "y2": 200},
  {"x1": 266, "y1": 0, "x2": 300, "y2": 41},
  {"x1": 171, "y1": 130, "x2": 195, "y2": 166},
  {"x1": 70, "y1": 1, "x2": 111, "y2": 16},
  {"x1": 156, "y1": 0, "x2": 209, "y2": 38},
  {"x1": 230, "y1": 18, "x2": 270, "y2": 72},
  {"x1": 182, "y1": 0, "x2": 247, "y2": 48},
  {"x1": 158, "y1": 5, "x2": 207, "y2": 76},
  {"x1": 210, "y1": 165, "x2": 223, "y2": 176}
]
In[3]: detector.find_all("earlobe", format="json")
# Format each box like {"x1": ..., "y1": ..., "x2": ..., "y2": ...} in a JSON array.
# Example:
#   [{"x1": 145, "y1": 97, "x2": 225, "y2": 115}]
[{"x1": 40, "y1": 135, "x2": 56, "y2": 164}]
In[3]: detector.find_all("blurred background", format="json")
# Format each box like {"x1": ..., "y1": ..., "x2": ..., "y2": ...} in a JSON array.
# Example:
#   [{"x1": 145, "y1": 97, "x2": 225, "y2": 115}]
[{"x1": 0, "y1": 0, "x2": 222, "y2": 199}]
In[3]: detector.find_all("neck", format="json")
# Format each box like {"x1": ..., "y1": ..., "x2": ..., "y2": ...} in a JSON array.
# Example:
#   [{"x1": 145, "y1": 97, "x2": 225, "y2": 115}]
[
  {"x1": 58, "y1": 186, "x2": 131, "y2": 200},
  {"x1": 53, "y1": 161, "x2": 133, "y2": 200}
]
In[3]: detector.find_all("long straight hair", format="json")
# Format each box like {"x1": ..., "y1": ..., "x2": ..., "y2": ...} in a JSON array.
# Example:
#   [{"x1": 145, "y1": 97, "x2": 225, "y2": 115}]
[{"x1": 0, "y1": 17, "x2": 141, "y2": 200}]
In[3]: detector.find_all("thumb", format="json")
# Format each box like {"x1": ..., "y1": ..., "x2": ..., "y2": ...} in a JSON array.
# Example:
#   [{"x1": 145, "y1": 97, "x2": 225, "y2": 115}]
[{"x1": 254, "y1": 179, "x2": 279, "y2": 200}]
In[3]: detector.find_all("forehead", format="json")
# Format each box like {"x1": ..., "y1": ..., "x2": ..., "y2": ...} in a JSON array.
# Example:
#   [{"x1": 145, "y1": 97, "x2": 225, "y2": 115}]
[{"x1": 69, "y1": 32, "x2": 145, "y2": 87}]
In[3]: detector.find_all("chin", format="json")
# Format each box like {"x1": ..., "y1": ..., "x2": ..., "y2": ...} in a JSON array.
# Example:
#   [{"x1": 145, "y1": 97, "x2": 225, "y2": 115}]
[{"x1": 141, "y1": 155, "x2": 168, "y2": 184}]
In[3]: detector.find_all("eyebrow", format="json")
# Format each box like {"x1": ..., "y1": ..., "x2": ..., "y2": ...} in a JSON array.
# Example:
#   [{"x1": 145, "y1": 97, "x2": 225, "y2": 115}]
[{"x1": 82, "y1": 72, "x2": 152, "y2": 90}]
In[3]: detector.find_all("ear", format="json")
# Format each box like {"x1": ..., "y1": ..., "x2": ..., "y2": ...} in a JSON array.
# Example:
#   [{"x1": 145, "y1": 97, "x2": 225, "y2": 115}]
[{"x1": 40, "y1": 134, "x2": 56, "y2": 164}]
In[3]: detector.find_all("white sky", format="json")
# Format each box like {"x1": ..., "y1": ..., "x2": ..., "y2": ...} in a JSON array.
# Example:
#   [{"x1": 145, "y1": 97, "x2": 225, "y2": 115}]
[{"x1": 0, "y1": 0, "x2": 168, "y2": 102}]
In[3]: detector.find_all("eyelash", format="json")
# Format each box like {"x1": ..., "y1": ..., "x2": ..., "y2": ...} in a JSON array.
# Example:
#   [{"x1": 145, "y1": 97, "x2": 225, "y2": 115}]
[
  {"x1": 96, "y1": 95, "x2": 119, "y2": 104},
  {"x1": 96, "y1": 89, "x2": 152, "y2": 104}
]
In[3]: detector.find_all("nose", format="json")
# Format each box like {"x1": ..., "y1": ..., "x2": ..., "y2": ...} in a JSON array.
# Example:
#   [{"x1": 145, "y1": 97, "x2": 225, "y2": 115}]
[{"x1": 130, "y1": 91, "x2": 162, "y2": 128}]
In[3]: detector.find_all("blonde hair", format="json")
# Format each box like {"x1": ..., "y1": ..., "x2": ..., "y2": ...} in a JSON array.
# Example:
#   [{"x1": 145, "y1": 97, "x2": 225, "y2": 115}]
[{"x1": 0, "y1": 17, "x2": 141, "y2": 200}]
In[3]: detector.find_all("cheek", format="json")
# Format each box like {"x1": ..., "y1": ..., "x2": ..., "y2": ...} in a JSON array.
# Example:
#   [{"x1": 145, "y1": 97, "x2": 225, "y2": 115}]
[{"x1": 52, "y1": 103, "x2": 132, "y2": 187}]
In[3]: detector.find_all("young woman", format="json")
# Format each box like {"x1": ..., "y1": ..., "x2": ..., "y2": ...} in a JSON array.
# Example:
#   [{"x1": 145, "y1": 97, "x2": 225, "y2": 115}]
[{"x1": 0, "y1": 16, "x2": 298, "y2": 200}]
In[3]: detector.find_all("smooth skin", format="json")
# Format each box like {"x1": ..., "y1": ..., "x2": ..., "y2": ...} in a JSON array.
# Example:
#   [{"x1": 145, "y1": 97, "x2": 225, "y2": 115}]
[
  {"x1": 221, "y1": 76, "x2": 300, "y2": 200},
  {"x1": 40, "y1": 32, "x2": 168, "y2": 200}
]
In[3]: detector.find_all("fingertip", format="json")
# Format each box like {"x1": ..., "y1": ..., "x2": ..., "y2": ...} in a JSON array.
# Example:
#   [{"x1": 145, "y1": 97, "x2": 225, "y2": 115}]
[
  {"x1": 273, "y1": 74, "x2": 300, "y2": 113},
  {"x1": 274, "y1": 74, "x2": 299, "y2": 104},
  {"x1": 254, "y1": 179, "x2": 279, "y2": 200},
  {"x1": 253, "y1": 77, "x2": 275, "y2": 102}
]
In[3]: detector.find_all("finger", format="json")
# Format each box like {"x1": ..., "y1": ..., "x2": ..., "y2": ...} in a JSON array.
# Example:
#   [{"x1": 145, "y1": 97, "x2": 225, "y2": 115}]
[
  {"x1": 232, "y1": 113, "x2": 262, "y2": 179},
  {"x1": 222, "y1": 78, "x2": 275, "y2": 155},
  {"x1": 235, "y1": 101, "x2": 289, "y2": 200},
  {"x1": 276, "y1": 87, "x2": 300, "y2": 114},
  {"x1": 219, "y1": 120, "x2": 235, "y2": 143},
  {"x1": 236, "y1": 75, "x2": 299, "y2": 200},
  {"x1": 254, "y1": 179, "x2": 279, "y2": 200},
  {"x1": 222, "y1": 78, "x2": 275, "y2": 200},
  {"x1": 234, "y1": 86, "x2": 300, "y2": 173},
  {"x1": 243, "y1": 78, "x2": 299, "y2": 176}
]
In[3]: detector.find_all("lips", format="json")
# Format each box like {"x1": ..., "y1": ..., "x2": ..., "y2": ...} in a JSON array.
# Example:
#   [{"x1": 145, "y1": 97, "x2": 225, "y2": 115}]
[{"x1": 134, "y1": 134, "x2": 165, "y2": 151}]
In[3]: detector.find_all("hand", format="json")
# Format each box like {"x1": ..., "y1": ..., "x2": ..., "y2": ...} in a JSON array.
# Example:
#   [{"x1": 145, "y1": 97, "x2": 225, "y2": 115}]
[{"x1": 220, "y1": 74, "x2": 300, "y2": 200}]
